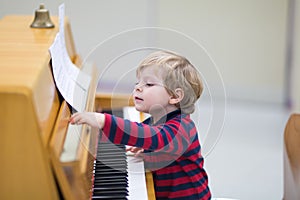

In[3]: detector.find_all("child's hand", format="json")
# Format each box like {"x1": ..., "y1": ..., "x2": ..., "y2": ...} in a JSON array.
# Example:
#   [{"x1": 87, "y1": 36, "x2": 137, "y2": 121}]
[
  {"x1": 126, "y1": 146, "x2": 144, "y2": 157},
  {"x1": 69, "y1": 112, "x2": 105, "y2": 129}
]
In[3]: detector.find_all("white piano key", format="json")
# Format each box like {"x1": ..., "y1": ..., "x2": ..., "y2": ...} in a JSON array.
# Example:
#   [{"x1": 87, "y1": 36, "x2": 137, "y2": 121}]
[{"x1": 127, "y1": 156, "x2": 148, "y2": 200}]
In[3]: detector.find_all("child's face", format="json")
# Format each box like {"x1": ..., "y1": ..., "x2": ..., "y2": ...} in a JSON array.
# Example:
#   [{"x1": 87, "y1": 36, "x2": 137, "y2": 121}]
[{"x1": 133, "y1": 66, "x2": 176, "y2": 116}]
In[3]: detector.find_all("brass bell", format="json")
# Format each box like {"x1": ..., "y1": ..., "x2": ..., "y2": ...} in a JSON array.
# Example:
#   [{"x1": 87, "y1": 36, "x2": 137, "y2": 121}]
[{"x1": 30, "y1": 4, "x2": 54, "y2": 28}]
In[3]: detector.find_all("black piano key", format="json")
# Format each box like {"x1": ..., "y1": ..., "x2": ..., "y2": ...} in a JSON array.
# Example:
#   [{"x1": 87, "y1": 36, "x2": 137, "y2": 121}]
[
  {"x1": 94, "y1": 163, "x2": 127, "y2": 168},
  {"x1": 93, "y1": 166, "x2": 125, "y2": 172},
  {"x1": 92, "y1": 190, "x2": 127, "y2": 197},
  {"x1": 97, "y1": 152, "x2": 126, "y2": 156},
  {"x1": 96, "y1": 154, "x2": 126, "y2": 159},
  {"x1": 93, "y1": 181, "x2": 128, "y2": 187},
  {"x1": 94, "y1": 175, "x2": 128, "y2": 181},
  {"x1": 94, "y1": 172, "x2": 127, "y2": 177},
  {"x1": 93, "y1": 167, "x2": 126, "y2": 173},
  {"x1": 92, "y1": 188, "x2": 128, "y2": 197},
  {"x1": 97, "y1": 143, "x2": 124, "y2": 148},
  {"x1": 97, "y1": 150, "x2": 125, "y2": 154},
  {"x1": 96, "y1": 159, "x2": 126, "y2": 163},
  {"x1": 94, "y1": 169, "x2": 127, "y2": 174},
  {"x1": 94, "y1": 167, "x2": 127, "y2": 173},
  {"x1": 93, "y1": 178, "x2": 127, "y2": 183},
  {"x1": 94, "y1": 169, "x2": 126, "y2": 174},
  {"x1": 96, "y1": 154, "x2": 126, "y2": 160},
  {"x1": 95, "y1": 157, "x2": 126, "y2": 161},
  {"x1": 97, "y1": 145, "x2": 124, "y2": 150},
  {"x1": 93, "y1": 192, "x2": 127, "y2": 197},
  {"x1": 93, "y1": 189, "x2": 128, "y2": 196},
  {"x1": 94, "y1": 182, "x2": 127, "y2": 188},
  {"x1": 95, "y1": 158, "x2": 127, "y2": 163},
  {"x1": 93, "y1": 178, "x2": 127, "y2": 184},
  {"x1": 94, "y1": 163, "x2": 127, "y2": 169},
  {"x1": 93, "y1": 186, "x2": 128, "y2": 191},
  {"x1": 93, "y1": 190, "x2": 128, "y2": 196},
  {"x1": 92, "y1": 195, "x2": 127, "y2": 200},
  {"x1": 97, "y1": 149, "x2": 125, "y2": 153},
  {"x1": 93, "y1": 170, "x2": 127, "y2": 176}
]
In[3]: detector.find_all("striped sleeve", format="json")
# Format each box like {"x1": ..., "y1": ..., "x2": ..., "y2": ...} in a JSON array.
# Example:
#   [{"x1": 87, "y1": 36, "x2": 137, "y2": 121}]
[{"x1": 101, "y1": 113, "x2": 191, "y2": 155}]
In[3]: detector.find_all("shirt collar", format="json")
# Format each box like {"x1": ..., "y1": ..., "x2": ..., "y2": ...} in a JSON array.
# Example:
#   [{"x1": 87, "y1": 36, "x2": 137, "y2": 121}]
[{"x1": 143, "y1": 109, "x2": 182, "y2": 125}]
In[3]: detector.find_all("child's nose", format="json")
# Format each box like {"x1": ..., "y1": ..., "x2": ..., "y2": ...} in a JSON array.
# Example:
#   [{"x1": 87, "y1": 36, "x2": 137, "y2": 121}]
[
  {"x1": 134, "y1": 86, "x2": 142, "y2": 92},
  {"x1": 134, "y1": 83, "x2": 143, "y2": 91}
]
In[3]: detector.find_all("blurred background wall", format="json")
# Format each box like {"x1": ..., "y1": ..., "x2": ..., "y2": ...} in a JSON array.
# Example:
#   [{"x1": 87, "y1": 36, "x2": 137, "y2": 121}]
[{"x1": 1, "y1": 0, "x2": 298, "y2": 107}]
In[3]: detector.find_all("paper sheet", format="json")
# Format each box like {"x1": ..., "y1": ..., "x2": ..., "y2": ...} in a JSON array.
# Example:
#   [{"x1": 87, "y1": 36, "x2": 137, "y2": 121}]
[{"x1": 49, "y1": 4, "x2": 91, "y2": 112}]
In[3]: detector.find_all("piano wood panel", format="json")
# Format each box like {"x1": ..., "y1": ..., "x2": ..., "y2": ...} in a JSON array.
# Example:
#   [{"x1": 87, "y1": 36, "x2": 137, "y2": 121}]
[
  {"x1": 283, "y1": 113, "x2": 300, "y2": 200},
  {"x1": 0, "y1": 15, "x2": 78, "y2": 200}
]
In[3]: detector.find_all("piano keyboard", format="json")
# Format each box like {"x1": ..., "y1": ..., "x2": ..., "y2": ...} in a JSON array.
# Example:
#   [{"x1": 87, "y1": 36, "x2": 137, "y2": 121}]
[
  {"x1": 92, "y1": 142, "x2": 128, "y2": 199},
  {"x1": 92, "y1": 141, "x2": 148, "y2": 200}
]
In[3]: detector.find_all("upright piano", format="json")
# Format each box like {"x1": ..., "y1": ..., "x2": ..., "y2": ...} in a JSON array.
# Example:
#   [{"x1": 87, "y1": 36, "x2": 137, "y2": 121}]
[{"x1": 0, "y1": 15, "x2": 155, "y2": 200}]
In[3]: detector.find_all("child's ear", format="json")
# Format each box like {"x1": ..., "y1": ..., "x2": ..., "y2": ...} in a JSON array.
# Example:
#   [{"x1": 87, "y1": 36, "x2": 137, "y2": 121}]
[{"x1": 169, "y1": 88, "x2": 184, "y2": 105}]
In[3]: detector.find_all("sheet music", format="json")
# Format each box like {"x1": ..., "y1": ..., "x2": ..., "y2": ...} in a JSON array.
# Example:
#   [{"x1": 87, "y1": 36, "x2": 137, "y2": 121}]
[{"x1": 49, "y1": 4, "x2": 91, "y2": 112}]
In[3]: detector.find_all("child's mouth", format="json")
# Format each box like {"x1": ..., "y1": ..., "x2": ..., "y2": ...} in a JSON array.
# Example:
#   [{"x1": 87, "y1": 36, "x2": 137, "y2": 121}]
[{"x1": 135, "y1": 96, "x2": 143, "y2": 101}]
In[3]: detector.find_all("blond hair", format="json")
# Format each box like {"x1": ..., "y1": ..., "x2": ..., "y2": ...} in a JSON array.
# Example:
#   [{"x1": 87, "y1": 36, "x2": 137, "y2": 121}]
[{"x1": 137, "y1": 50, "x2": 203, "y2": 114}]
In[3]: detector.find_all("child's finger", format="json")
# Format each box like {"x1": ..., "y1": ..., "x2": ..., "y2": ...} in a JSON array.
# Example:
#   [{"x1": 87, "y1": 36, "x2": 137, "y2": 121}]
[
  {"x1": 69, "y1": 115, "x2": 77, "y2": 124},
  {"x1": 69, "y1": 113, "x2": 82, "y2": 124},
  {"x1": 126, "y1": 146, "x2": 133, "y2": 151},
  {"x1": 135, "y1": 149, "x2": 144, "y2": 157},
  {"x1": 131, "y1": 147, "x2": 139, "y2": 152}
]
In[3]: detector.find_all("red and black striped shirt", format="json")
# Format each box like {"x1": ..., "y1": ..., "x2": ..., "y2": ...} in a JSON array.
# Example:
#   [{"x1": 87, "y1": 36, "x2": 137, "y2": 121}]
[{"x1": 101, "y1": 110, "x2": 211, "y2": 200}]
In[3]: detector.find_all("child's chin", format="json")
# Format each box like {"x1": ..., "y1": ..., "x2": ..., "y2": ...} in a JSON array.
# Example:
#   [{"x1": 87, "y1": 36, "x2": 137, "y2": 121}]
[{"x1": 135, "y1": 106, "x2": 146, "y2": 113}]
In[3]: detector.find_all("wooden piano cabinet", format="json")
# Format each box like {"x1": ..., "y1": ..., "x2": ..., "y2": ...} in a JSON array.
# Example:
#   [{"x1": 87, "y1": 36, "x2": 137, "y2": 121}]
[
  {"x1": 283, "y1": 113, "x2": 300, "y2": 200},
  {"x1": 0, "y1": 15, "x2": 79, "y2": 200}
]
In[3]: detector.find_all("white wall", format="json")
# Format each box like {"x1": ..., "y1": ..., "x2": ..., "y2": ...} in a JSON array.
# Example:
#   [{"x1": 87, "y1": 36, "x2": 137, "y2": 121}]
[
  {"x1": 291, "y1": 0, "x2": 300, "y2": 112},
  {"x1": 156, "y1": 0, "x2": 288, "y2": 104},
  {"x1": 0, "y1": 0, "x2": 290, "y2": 104}
]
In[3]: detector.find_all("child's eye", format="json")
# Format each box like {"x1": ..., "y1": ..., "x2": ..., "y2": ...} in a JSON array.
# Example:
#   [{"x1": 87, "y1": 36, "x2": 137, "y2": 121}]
[{"x1": 145, "y1": 83, "x2": 155, "y2": 87}]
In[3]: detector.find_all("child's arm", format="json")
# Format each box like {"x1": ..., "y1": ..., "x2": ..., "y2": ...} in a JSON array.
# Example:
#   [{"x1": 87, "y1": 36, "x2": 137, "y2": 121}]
[
  {"x1": 102, "y1": 113, "x2": 192, "y2": 156},
  {"x1": 69, "y1": 112, "x2": 105, "y2": 129},
  {"x1": 70, "y1": 112, "x2": 192, "y2": 156}
]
